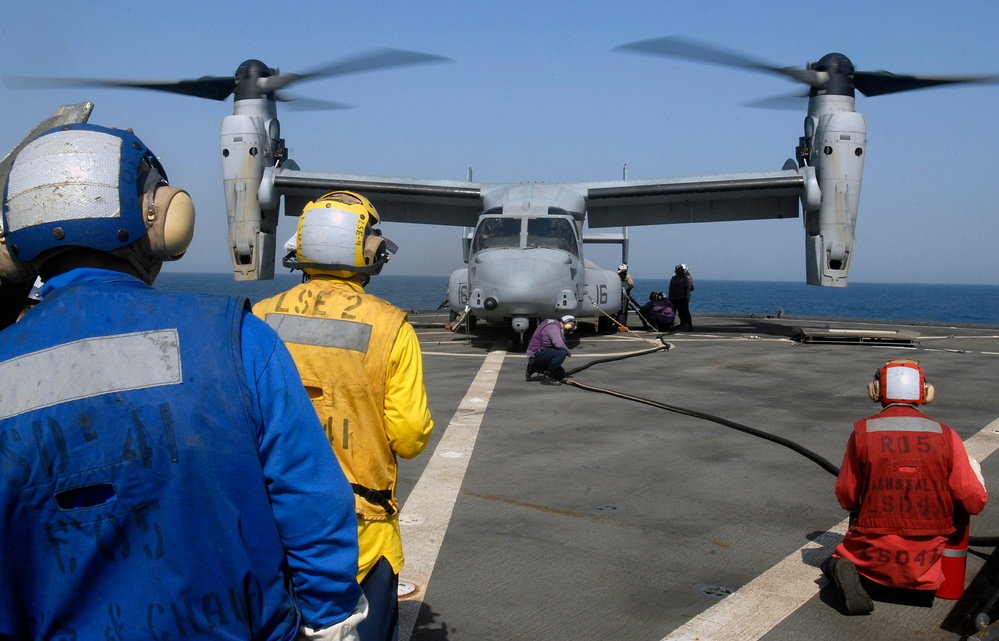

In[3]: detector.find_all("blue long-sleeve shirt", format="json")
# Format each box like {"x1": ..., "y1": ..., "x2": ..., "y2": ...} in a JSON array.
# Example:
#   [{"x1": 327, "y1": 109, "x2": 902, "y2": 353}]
[{"x1": 0, "y1": 268, "x2": 361, "y2": 640}]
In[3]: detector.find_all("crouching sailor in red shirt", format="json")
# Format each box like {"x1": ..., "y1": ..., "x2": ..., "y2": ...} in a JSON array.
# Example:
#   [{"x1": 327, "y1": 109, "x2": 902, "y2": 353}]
[{"x1": 823, "y1": 359, "x2": 987, "y2": 615}]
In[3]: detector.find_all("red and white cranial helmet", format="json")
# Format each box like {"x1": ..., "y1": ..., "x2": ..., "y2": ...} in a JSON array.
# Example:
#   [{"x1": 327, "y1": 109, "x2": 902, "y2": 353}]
[{"x1": 867, "y1": 359, "x2": 934, "y2": 405}]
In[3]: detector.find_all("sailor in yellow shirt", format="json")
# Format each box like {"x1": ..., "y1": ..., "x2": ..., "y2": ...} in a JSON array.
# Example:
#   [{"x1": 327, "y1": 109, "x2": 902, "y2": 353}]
[{"x1": 253, "y1": 191, "x2": 433, "y2": 641}]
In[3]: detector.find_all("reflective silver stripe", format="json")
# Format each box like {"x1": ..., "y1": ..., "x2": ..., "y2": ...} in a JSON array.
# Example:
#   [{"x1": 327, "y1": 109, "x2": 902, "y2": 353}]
[
  {"x1": 866, "y1": 416, "x2": 943, "y2": 433},
  {"x1": 0, "y1": 329, "x2": 182, "y2": 420},
  {"x1": 6, "y1": 130, "x2": 124, "y2": 231},
  {"x1": 942, "y1": 547, "x2": 968, "y2": 558},
  {"x1": 265, "y1": 314, "x2": 371, "y2": 353}
]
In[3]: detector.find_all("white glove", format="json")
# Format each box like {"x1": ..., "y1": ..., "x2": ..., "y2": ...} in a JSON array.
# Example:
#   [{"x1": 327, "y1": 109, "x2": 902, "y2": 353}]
[
  {"x1": 297, "y1": 595, "x2": 369, "y2": 641},
  {"x1": 970, "y1": 457, "x2": 986, "y2": 490}
]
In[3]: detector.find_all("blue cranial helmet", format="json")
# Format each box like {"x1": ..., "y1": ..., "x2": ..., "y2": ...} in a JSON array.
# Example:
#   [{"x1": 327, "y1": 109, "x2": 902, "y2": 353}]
[
  {"x1": 3, "y1": 124, "x2": 165, "y2": 261},
  {"x1": 1, "y1": 123, "x2": 195, "y2": 283}
]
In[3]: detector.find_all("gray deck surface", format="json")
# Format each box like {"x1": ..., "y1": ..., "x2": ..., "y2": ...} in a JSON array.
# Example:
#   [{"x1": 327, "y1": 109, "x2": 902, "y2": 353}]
[{"x1": 392, "y1": 311, "x2": 999, "y2": 641}]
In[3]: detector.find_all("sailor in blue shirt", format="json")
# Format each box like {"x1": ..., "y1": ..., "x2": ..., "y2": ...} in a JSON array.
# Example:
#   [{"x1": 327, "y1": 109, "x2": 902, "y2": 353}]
[{"x1": 0, "y1": 124, "x2": 366, "y2": 640}]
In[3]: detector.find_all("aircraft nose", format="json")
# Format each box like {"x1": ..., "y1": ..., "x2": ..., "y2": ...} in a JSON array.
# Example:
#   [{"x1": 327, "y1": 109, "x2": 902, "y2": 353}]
[{"x1": 471, "y1": 250, "x2": 576, "y2": 313}]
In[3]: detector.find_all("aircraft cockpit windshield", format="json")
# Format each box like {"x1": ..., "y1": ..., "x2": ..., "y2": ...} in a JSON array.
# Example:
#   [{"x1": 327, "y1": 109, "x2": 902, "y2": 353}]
[
  {"x1": 472, "y1": 216, "x2": 579, "y2": 255},
  {"x1": 472, "y1": 217, "x2": 520, "y2": 252},
  {"x1": 526, "y1": 217, "x2": 577, "y2": 255}
]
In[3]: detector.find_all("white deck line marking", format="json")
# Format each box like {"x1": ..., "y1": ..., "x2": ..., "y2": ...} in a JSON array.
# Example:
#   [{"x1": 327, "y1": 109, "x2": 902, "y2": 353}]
[
  {"x1": 661, "y1": 416, "x2": 999, "y2": 641},
  {"x1": 398, "y1": 349, "x2": 506, "y2": 640}
]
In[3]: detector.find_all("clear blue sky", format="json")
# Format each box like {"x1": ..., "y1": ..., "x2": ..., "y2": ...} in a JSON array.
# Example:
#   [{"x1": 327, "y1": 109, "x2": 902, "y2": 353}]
[{"x1": 3, "y1": 1, "x2": 998, "y2": 285}]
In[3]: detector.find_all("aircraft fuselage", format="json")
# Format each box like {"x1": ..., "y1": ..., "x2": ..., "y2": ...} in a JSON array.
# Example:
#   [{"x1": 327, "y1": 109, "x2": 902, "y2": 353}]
[{"x1": 447, "y1": 189, "x2": 623, "y2": 342}]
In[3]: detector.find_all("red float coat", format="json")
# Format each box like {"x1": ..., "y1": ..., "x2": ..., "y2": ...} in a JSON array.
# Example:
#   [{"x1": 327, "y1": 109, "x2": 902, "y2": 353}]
[{"x1": 834, "y1": 404, "x2": 987, "y2": 590}]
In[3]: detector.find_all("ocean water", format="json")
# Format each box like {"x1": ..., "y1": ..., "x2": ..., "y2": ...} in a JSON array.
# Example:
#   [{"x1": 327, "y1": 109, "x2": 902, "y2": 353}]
[{"x1": 155, "y1": 272, "x2": 999, "y2": 326}]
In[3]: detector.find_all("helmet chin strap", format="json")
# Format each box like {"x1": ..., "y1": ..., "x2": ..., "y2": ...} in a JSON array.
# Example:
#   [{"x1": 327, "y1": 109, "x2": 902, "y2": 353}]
[{"x1": 281, "y1": 253, "x2": 389, "y2": 276}]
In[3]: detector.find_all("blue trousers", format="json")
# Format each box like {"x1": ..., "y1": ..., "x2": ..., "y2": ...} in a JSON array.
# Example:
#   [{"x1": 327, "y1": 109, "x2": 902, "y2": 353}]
[
  {"x1": 357, "y1": 556, "x2": 399, "y2": 641},
  {"x1": 529, "y1": 347, "x2": 568, "y2": 380}
]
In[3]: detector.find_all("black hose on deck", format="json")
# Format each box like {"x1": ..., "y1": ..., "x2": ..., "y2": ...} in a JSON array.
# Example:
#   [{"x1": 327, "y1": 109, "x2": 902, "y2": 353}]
[
  {"x1": 563, "y1": 343, "x2": 669, "y2": 377},
  {"x1": 563, "y1": 379, "x2": 841, "y2": 477},
  {"x1": 562, "y1": 347, "x2": 998, "y2": 548}
]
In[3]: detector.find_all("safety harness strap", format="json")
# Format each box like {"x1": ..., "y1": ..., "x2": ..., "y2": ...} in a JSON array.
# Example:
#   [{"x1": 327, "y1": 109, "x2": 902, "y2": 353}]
[{"x1": 350, "y1": 483, "x2": 397, "y2": 516}]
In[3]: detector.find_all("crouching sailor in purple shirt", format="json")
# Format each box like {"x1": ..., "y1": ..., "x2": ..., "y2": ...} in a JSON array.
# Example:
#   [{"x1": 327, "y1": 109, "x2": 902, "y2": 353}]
[
  {"x1": 0, "y1": 123, "x2": 366, "y2": 640},
  {"x1": 525, "y1": 315, "x2": 577, "y2": 386}
]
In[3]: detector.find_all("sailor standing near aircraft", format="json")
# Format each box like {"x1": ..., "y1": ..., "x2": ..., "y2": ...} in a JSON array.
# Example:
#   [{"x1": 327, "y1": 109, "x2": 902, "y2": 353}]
[
  {"x1": 618, "y1": 263, "x2": 635, "y2": 297},
  {"x1": 253, "y1": 191, "x2": 434, "y2": 641},
  {"x1": 823, "y1": 360, "x2": 987, "y2": 615},
  {"x1": 669, "y1": 263, "x2": 694, "y2": 331},
  {"x1": 0, "y1": 124, "x2": 365, "y2": 639}
]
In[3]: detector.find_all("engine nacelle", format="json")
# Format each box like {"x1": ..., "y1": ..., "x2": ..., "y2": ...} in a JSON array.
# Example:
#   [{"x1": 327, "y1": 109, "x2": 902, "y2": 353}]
[
  {"x1": 802, "y1": 96, "x2": 866, "y2": 287},
  {"x1": 580, "y1": 262, "x2": 624, "y2": 321},
  {"x1": 220, "y1": 103, "x2": 280, "y2": 281}
]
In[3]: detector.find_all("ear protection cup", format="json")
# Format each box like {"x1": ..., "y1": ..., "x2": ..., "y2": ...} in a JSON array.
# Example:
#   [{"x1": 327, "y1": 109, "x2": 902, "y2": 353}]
[
  {"x1": 144, "y1": 186, "x2": 195, "y2": 260},
  {"x1": 104, "y1": 184, "x2": 194, "y2": 286},
  {"x1": 363, "y1": 234, "x2": 387, "y2": 268},
  {"x1": 923, "y1": 383, "x2": 935, "y2": 404},
  {"x1": 867, "y1": 378, "x2": 880, "y2": 403}
]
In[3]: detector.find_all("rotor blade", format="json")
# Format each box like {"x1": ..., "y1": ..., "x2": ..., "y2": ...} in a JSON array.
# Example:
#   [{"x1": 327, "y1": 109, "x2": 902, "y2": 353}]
[
  {"x1": 275, "y1": 91, "x2": 354, "y2": 111},
  {"x1": 613, "y1": 36, "x2": 824, "y2": 87},
  {"x1": 3, "y1": 74, "x2": 237, "y2": 101},
  {"x1": 853, "y1": 70, "x2": 999, "y2": 97},
  {"x1": 742, "y1": 91, "x2": 809, "y2": 110},
  {"x1": 261, "y1": 48, "x2": 453, "y2": 92}
]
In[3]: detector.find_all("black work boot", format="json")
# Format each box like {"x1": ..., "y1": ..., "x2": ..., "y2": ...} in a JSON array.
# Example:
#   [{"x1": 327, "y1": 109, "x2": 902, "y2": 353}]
[
  {"x1": 540, "y1": 373, "x2": 561, "y2": 386},
  {"x1": 830, "y1": 558, "x2": 873, "y2": 615}
]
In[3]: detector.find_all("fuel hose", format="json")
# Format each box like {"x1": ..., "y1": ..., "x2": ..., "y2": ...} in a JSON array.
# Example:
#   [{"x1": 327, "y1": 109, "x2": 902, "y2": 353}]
[{"x1": 562, "y1": 347, "x2": 999, "y2": 548}]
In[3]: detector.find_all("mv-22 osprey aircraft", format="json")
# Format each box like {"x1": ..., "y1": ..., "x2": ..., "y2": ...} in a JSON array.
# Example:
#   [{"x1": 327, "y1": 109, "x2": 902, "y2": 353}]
[{"x1": 5, "y1": 38, "x2": 998, "y2": 346}]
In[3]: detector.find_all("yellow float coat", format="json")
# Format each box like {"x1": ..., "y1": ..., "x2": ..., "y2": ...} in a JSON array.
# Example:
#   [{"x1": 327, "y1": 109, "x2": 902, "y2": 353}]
[{"x1": 254, "y1": 276, "x2": 433, "y2": 578}]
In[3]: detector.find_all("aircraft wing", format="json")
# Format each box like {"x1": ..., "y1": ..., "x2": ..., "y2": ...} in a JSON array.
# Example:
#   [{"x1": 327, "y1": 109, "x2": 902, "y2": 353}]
[
  {"x1": 269, "y1": 166, "x2": 816, "y2": 229},
  {"x1": 583, "y1": 169, "x2": 810, "y2": 228},
  {"x1": 268, "y1": 168, "x2": 485, "y2": 227}
]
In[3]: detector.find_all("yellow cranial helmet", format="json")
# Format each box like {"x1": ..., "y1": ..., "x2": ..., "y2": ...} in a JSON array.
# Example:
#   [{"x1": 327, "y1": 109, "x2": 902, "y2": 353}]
[{"x1": 283, "y1": 191, "x2": 396, "y2": 277}]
